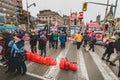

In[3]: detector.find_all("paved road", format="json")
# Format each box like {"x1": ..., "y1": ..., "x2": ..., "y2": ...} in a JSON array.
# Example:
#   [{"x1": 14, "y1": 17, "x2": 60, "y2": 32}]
[{"x1": 0, "y1": 41, "x2": 120, "y2": 80}]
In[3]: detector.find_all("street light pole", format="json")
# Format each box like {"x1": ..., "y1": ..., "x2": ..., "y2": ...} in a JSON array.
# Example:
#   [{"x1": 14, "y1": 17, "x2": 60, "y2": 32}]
[
  {"x1": 113, "y1": 0, "x2": 118, "y2": 18},
  {"x1": 26, "y1": 0, "x2": 36, "y2": 32},
  {"x1": 26, "y1": 0, "x2": 29, "y2": 32}
]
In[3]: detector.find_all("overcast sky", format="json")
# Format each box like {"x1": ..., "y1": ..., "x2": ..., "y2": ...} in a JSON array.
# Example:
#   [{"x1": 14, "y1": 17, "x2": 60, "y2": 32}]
[{"x1": 22, "y1": 0, "x2": 120, "y2": 23}]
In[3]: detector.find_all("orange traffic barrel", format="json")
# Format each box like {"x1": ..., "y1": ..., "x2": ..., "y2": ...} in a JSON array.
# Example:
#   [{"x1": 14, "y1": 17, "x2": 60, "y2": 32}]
[
  {"x1": 59, "y1": 58, "x2": 65, "y2": 69},
  {"x1": 70, "y1": 62, "x2": 77, "y2": 71},
  {"x1": 46, "y1": 56, "x2": 51, "y2": 66},
  {"x1": 50, "y1": 59, "x2": 57, "y2": 66},
  {"x1": 64, "y1": 60, "x2": 70, "y2": 70}
]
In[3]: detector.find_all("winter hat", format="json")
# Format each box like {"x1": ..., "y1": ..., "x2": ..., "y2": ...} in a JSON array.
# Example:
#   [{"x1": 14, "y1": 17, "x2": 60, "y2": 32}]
[{"x1": 16, "y1": 34, "x2": 23, "y2": 39}]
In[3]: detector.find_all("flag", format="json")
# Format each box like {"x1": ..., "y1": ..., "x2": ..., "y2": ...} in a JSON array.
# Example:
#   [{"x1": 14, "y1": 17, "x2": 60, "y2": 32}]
[{"x1": 53, "y1": 18, "x2": 58, "y2": 28}]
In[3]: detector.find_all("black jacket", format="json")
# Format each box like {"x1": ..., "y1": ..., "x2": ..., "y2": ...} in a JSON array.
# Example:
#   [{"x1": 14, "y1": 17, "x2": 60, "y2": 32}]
[
  {"x1": 30, "y1": 35, "x2": 37, "y2": 46},
  {"x1": 106, "y1": 42, "x2": 114, "y2": 53},
  {"x1": 114, "y1": 38, "x2": 120, "y2": 51}
]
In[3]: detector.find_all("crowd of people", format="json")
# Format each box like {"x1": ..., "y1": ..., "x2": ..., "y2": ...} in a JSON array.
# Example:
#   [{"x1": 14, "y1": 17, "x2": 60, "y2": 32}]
[{"x1": 1, "y1": 28, "x2": 120, "y2": 78}]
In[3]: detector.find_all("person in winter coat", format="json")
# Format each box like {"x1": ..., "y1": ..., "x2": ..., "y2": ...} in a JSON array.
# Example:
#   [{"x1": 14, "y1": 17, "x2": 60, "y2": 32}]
[
  {"x1": 29, "y1": 30, "x2": 37, "y2": 53},
  {"x1": 88, "y1": 35, "x2": 96, "y2": 52},
  {"x1": 74, "y1": 32, "x2": 83, "y2": 49},
  {"x1": 101, "y1": 39, "x2": 115, "y2": 62},
  {"x1": 0, "y1": 34, "x2": 6, "y2": 61},
  {"x1": 38, "y1": 34, "x2": 47, "y2": 57},
  {"x1": 8, "y1": 34, "x2": 27, "y2": 75},
  {"x1": 47, "y1": 31, "x2": 53, "y2": 48},
  {"x1": 83, "y1": 32, "x2": 89, "y2": 48},
  {"x1": 52, "y1": 31, "x2": 59, "y2": 49},
  {"x1": 59, "y1": 31, "x2": 67, "y2": 48}
]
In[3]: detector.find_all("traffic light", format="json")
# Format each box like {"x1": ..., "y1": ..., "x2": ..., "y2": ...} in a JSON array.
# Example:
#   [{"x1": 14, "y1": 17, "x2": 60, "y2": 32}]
[
  {"x1": 82, "y1": 2, "x2": 88, "y2": 11},
  {"x1": 112, "y1": 20, "x2": 117, "y2": 26}
]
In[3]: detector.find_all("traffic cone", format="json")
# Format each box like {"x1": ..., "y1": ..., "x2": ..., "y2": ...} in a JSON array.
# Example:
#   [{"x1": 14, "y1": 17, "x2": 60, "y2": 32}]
[{"x1": 59, "y1": 58, "x2": 65, "y2": 69}]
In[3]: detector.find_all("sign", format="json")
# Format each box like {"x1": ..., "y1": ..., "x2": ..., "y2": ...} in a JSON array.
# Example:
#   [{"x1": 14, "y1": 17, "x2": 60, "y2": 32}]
[
  {"x1": 70, "y1": 12, "x2": 77, "y2": 20},
  {"x1": 79, "y1": 12, "x2": 83, "y2": 20}
]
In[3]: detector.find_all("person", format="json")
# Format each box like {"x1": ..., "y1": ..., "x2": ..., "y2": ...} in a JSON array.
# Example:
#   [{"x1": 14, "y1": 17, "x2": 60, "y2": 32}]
[
  {"x1": 8, "y1": 34, "x2": 27, "y2": 75},
  {"x1": 52, "y1": 31, "x2": 59, "y2": 49},
  {"x1": 0, "y1": 34, "x2": 6, "y2": 62},
  {"x1": 29, "y1": 30, "x2": 37, "y2": 53},
  {"x1": 88, "y1": 35, "x2": 96, "y2": 52},
  {"x1": 83, "y1": 32, "x2": 89, "y2": 48},
  {"x1": 47, "y1": 31, "x2": 53, "y2": 48},
  {"x1": 101, "y1": 38, "x2": 115, "y2": 62},
  {"x1": 110, "y1": 32, "x2": 120, "y2": 66},
  {"x1": 38, "y1": 34, "x2": 47, "y2": 57},
  {"x1": 74, "y1": 32, "x2": 83, "y2": 49},
  {"x1": 59, "y1": 31, "x2": 67, "y2": 48}
]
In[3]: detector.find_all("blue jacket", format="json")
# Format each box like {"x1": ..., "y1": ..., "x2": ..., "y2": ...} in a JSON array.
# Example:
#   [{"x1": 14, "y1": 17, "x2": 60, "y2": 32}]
[
  {"x1": 59, "y1": 34, "x2": 66, "y2": 43},
  {"x1": 8, "y1": 40, "x2": 25, "y2": 57}
]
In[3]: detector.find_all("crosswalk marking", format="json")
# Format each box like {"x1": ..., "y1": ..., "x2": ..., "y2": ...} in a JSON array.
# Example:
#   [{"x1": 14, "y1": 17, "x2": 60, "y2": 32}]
[
  {"x1": 77, "y1": 50, "x2": 89, "y2": 80},
  {"x1": 43, "y1": 43, "x2": 70, "y2": 80},
  {"x1": 89, "y1": 50, "x2": 118, "y2": 80}
]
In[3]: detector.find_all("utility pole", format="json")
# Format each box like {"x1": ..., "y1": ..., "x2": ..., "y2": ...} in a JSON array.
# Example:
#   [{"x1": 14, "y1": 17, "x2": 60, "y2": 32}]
[
  {"x1": 113, "y1": 0, "x2": 118, "y2": 18},
  {"x1": 103, "y1": 0, "x2": 109, "y2": 27}
]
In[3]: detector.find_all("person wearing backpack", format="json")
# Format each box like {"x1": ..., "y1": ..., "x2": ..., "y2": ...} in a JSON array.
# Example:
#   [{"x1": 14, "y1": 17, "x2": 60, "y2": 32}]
[{"x1": 88, "y1": 35, "x2": 96, "y2": 52}]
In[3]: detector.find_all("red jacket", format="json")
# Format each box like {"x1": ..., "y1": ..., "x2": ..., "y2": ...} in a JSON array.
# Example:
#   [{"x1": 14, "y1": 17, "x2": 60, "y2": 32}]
[{"x1": 0, "y1": 39, "x2": 6, "y2": 55}]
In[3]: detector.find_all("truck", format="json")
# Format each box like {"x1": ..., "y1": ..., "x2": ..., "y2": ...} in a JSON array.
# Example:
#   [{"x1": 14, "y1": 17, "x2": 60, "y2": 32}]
[{"x1": 86, "y1": 23, "x2": 104, "y2": 41}]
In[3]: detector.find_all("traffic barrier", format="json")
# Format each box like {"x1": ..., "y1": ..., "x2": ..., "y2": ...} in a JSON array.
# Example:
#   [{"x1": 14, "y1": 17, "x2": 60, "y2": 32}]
[
  {"x1": 50, "y1": 59, "x2": 57, "y2": 66},
  {"x1": 59, "y1": 58, "x2": 65, "y2": 69},
  {"x1": 64, "y1": 60, "x2": 70, "y2": 70},
  {"x1": 46, "y1": 56, "x2": 51, "y2": 66},
  {"x1": 26, "y1": 51, "x2": 32, "y2": 60},
  {"x1": 69, "y1": 62, "x2": 77, "y2": 71}
]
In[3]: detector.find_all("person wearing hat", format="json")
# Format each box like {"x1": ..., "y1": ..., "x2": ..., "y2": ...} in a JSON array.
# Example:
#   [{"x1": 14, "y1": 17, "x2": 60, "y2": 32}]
[
  {"x1": 8, "y1": 34, "x2": 27, "y2": 75},
  {"x1": 29, "y1": 30, "x2": 37, "y2": 53}
]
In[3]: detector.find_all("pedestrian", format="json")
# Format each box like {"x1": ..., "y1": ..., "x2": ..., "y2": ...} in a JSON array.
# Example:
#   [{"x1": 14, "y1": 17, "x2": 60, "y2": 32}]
[
  {"x1": 59, "y1": 31, "x2": 67, "y2": 48},
  {"x1": 101, "y1": 38, "x2": 115, "y2": 62},
  {"x1": 8, "y1": 34, "x2": 27, "y2": 75},
  {"x1": 110, "y1": 32, "x2": 120, "y2": 66},
  {"x1": 52, "y1": 31, "x2": 59, "y2": 49},
  {"x1": 47, "y1": 31, "x2": 53, "y2": 48},
  {"x1": 29, "y1": 30, "x2": 37, "y2": 53},
  {"x1": 109, "y1": 32, "x2": 120, "y2": 77},
  {"x1": 83, "y1": 32, "x2": 89, "y2": 48},
  {"x1": 88, "y1": 35, "x2": 96, "y2": 52},
  {"x1": 74, "y1": 32, "x2": 83, "y2": 49},
  {"x1": 38, "y1": 34, "x2": 47, "y2": 57},
  {"x1": 0, "y1": 34, "x2": 6, "y2": 62}
]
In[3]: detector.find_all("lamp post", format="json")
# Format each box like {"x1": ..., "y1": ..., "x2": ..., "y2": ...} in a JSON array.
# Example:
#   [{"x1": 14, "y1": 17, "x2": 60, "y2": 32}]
[{"x1": 26, "y1": 0, "x2": 36, "y2": 32}]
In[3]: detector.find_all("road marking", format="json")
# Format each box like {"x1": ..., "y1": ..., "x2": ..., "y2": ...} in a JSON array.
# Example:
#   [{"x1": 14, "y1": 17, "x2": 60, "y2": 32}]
[
  {"x1": 88, "y1": 49, "x2": 118, "y2": 80},
  {"x1": 43, "y1": 43, "x2": 70, "y2": 80},
  {"x1": 26, "y1": 72, "x2": 50, "y2": 80},
  {"x1": 77, "y1": 50, "x2": 89, "y2": 80}
]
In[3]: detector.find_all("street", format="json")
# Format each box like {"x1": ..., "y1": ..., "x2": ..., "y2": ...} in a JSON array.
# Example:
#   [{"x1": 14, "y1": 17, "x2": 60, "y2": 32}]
[{"x1": 0, "y1": 41, "x2": 119, "y2": 80}]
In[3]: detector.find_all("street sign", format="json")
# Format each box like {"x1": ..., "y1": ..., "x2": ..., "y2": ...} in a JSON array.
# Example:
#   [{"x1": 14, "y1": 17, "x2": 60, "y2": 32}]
[{"x1": 79, "y1": 12, "x2": 83, "y2": 20}]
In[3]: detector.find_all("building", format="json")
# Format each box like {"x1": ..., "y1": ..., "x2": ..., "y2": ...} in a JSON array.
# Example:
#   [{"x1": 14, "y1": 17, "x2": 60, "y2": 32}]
[
  {"x1": 37, "y1": 10, "x2": 64, "y2": 26},
  {"x1": 96, "y1": 15, "x2": 101, "y2": 24},
  {"x1": 0, "y1": 0, "x2": 30, "y2": 25},
  {"x1": 63, "y1": 15, "x2": 70, "y2": 26},
  {"x1": 0, "y1": 0, "x2": 18, "y2": 24}
]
